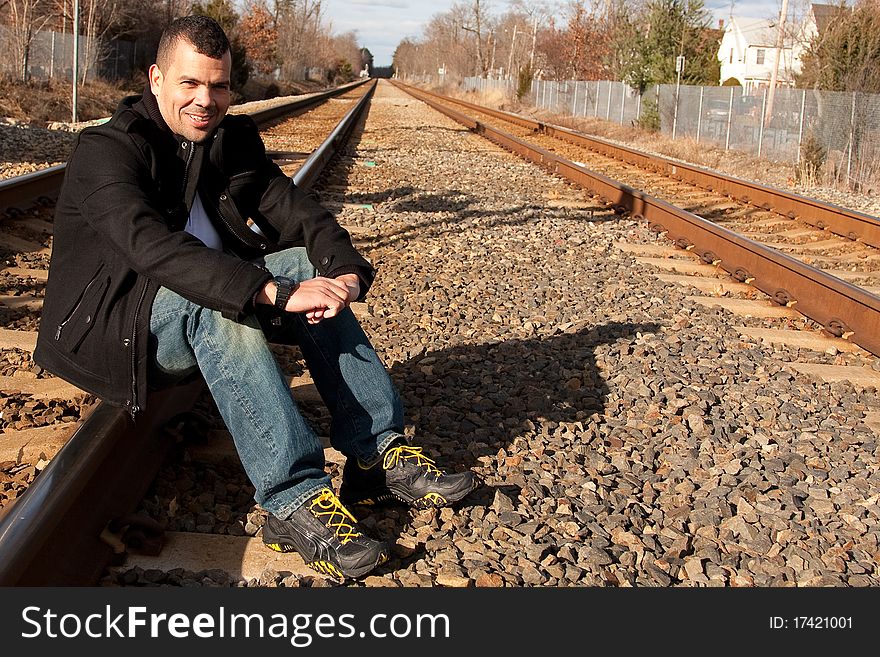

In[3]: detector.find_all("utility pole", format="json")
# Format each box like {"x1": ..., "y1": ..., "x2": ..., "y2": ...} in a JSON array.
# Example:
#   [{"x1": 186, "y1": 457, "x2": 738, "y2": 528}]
[
  {"x1": 766, "y1": 0, "x2": 789, "y2": 124},
  {"x1": 72, "y1": 0, "x2": 80, "y2": 123},
  {"x1": 672, "y1": 54, "x2": 684, "y2": 139},
  {"x1": 671, "y1": 11, "x2": 687, "y2": 139}
]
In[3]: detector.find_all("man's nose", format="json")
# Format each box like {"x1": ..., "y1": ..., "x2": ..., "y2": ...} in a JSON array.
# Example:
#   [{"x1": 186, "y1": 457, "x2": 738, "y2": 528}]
[{"x1": 194, "y1": 85, "x2": 212, "y2": 106}]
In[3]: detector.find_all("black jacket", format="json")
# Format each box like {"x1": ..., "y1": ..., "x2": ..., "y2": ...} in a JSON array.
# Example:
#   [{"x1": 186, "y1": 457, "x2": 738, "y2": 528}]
[{"x1": 34, "y1": 89, "x2": 375, "y2": 416}]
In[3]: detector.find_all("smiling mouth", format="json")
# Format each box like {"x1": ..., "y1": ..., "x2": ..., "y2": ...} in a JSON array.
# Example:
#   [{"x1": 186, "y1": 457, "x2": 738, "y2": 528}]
[{"x1": 186, "y1": 112, "x2": 213, "y2": 128}]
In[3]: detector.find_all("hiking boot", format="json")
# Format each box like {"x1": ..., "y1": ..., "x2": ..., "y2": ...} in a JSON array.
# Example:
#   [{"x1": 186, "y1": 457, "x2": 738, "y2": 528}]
[
  {"x1": 262, "y1": 488, "x2": 389, "y2": 581},
  {"x1": 340, "y1": 441, "x2": 480, "y2": 509}
]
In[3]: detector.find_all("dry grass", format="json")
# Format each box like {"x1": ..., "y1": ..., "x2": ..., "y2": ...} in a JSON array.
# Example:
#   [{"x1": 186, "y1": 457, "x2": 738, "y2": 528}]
[{"x1": 0, "y1": 76, "x2": 142, "y2": 124}]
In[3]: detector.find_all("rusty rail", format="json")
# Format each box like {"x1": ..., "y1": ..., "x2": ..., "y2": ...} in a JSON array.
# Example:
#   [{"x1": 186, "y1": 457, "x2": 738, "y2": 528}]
[
  {"x1": 394, "y1": 81, "x2": 880, "y2": 358},
  {"x1": 405, "y1": 85, "x2": 880, "y2": 250}
]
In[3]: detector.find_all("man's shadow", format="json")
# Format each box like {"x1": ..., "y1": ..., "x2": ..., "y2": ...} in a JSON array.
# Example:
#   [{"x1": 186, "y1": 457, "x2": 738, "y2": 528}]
[{"x1": 352, "y1": 320, "x2": 661, "y2": 571}]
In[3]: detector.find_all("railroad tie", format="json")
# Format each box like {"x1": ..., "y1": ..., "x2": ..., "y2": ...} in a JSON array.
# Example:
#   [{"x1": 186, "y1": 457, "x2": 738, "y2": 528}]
[
  {"x1": 686, "y1": 296, "x2": 801, "y2": 319},
  {"x1": 107, "y1": 531, "x2": 319, "y2": 582},
  {"x1": 0, "y1": 374, "x2": 86, "y2": 401},
  {"x1": 0, "y1": 423, "x2": 77, "y2": 464}
]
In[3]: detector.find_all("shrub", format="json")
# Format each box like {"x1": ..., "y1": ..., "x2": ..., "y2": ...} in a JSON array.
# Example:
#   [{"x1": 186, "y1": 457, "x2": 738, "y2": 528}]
[
  {"x1": 637, "y1": 95, "x2": 660, "y2": 132},
  {"x1": 516, "y1": 65, "x2": 533, "y2": 101},
  {"x1": 797, "y1": 131, "x2": 826, "y2": 186}
]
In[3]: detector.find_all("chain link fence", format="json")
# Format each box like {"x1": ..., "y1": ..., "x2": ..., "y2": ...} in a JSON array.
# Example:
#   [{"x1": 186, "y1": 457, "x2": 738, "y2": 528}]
[
  {"x1": 464, "y1": 76, "x2": 880, "y2": 191},
  {"x1": 0, "y1": 26, "x2": 135, "y2": 82}
]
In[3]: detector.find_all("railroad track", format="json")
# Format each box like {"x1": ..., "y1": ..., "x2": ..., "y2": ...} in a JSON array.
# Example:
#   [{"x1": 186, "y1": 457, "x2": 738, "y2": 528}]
[
  {"x1": 1, "y1": 79, "x2": 879, "y2": 588},
  {"x1": 0, "y1": 79, "x2": 375, "y2": 585},
  {"x1": 392, "y1": 81, "x2": 880, "y2": 359}
]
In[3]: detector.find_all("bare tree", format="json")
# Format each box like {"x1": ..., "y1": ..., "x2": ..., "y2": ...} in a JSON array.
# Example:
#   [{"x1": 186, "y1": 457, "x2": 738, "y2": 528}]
[
  {"x1": 2, "y1": 0, "x2": 53, "y2": 80},
  {"x1": 239, "y1": 0, "x2": 278, "y2": 76},
  {"x1": 275, "y1": 0, "x2": 327, "y2": 80}
]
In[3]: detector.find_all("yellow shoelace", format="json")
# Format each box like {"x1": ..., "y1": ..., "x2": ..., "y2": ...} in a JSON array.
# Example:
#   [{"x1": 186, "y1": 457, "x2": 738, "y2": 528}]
[
  {"x1": 310, "y1": 489, "x2": 361, "y2": 544},
  {"x1": 383, "y1": 445, "x2": 443, "y2": 476}
]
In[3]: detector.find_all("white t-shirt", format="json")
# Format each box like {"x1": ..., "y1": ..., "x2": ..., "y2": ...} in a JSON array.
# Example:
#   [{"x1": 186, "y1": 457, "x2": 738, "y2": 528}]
[{"x1": 185, "y1": 192, "x2": 223, "y2": 250}]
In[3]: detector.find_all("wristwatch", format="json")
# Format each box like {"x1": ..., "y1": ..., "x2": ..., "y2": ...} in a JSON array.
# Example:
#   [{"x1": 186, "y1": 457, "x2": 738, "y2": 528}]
[{"x1": 273, "y1": 276, "x2": 296, "y2": 312}]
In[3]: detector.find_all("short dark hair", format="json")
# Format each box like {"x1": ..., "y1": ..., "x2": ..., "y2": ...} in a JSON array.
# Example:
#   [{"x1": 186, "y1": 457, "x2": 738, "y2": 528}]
[{"x1": 156, "y1": 15, "x2": 230, "y2": 69}]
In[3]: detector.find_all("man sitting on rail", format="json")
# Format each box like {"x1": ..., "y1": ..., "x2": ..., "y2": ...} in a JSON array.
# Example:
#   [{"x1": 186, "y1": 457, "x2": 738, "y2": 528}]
[{"x1": 35, "y1": 14, "x2": 479, "y2": 582}]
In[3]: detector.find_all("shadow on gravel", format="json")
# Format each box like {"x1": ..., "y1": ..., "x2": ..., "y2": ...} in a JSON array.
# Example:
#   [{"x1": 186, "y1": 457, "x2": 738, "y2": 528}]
[{"x1": 359, "y1": 320, "x2": 662, "y2": 558}]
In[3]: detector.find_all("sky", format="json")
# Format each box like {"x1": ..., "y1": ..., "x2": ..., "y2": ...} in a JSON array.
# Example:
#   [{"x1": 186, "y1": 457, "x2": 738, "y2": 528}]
[{"x1": 320, "y1": 1, "x2": 792, "y2": 68}]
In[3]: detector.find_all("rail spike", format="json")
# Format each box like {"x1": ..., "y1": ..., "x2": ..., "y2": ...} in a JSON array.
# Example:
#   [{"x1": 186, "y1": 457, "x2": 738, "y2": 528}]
[
  {"x1": 732, "y1": 267, "x2": 753, "y2": 284},
  {"x1": 699, "y1": 251, "x2": 720, "y2": 266},
  {"x1": 772, "y1": 289, "x2": 796, "y2": 307},
  {"x1": 825, "y1": 318, "x2": 853, "y2": 339},
  {"x1": 674, "y1": 237, "x2": 693, "y2": 250}
]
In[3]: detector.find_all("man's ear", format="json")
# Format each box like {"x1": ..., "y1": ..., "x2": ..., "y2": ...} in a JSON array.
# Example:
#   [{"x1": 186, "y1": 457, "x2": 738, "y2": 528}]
[{"x1": 148, "y1": 64, "x2": 163, "y2": 96}]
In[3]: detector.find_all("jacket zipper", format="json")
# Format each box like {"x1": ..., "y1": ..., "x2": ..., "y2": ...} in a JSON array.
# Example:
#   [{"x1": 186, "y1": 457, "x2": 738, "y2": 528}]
[
  {"x1": 128, "y1": 140, "x2": 196, "y2": 419},
  {"x1": 215, "y1": 203, "x2": 267, "y2": 250},
  {"x1": 127, "y1": 279, "x2": 148, "y2": 419},
  {"x1": 181, "y1": 139, "x2": 195, "y2": 203}
]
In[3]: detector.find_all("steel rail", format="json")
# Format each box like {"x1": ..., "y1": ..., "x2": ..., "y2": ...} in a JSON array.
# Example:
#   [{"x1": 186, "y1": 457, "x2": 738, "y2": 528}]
[
  {"x1": 0, "y1": 80, "x2": 375, "y2": 586},
  {"x1": 294, "y1": 79, "x2": 377, "y2": 190},
  {"x1": 394, "y1": 81, "x2": 880, "y2": 358},
  {"x1": 401, "y1": 84, "x2": 880, "y2": 250}
]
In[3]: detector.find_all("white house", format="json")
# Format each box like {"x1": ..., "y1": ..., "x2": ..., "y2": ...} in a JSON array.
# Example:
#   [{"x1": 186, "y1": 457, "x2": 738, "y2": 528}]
[
  {"x1": 718, "y1": 16, "x2": 798, "y2": 92},
  {"x1": 716, "y1": 4, "x2": 847, "y2": 91}
]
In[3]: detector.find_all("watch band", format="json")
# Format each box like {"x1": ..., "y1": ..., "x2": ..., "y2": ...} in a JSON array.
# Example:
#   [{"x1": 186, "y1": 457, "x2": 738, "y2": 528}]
[{"x1": 273, "y1": 276, "x2": 296, "y2": 312}]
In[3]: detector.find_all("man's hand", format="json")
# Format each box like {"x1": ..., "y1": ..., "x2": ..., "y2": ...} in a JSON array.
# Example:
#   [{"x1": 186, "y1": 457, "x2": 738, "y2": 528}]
[
  {"x1": 256, "y1": 275, "x2": 358, "y2": 324},
  {"x1": 334, "y1": 273, "x2": 361, "y2": 304}
]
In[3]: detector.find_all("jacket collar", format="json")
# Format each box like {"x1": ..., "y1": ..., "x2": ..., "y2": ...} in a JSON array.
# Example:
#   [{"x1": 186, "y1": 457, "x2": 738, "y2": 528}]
[{"x1": 140, "y1": 82, "x2": 173, "y2": 134}]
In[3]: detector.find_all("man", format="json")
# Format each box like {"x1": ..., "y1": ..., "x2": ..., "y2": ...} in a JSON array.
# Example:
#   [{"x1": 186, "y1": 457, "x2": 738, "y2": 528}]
[{"x1": 35, "y1": 15, "x2": 479, "y2": 582}]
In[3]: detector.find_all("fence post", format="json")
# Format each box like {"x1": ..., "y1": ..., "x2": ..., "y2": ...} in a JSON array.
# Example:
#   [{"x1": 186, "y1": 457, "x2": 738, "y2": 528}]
[
  {"x1": 696, "y1": 86, "x2": 704, "y2": 142},
  {"x1": 619, "y1": 83, "x2": 626, "y2": 124},
  {"x1": 595, "y1": 80, "x2": 600, "y2": 117},
  {"x1": 725, "y1": 86, "x2": 733, "y2": 151},
  {"x1": 796, "y1": 88, "x2": 806, "y2": 165},
  {"x1": 49, "y1": 31, "x2": 55, "y2": 79},
  {"x1": 605, "y1": 81, "x2": 612, "y2": 120},
  {"x1": 758, "y1": 88, "x2": 767, "y2": 158},
  {"x1": 847, "y1": 90, "x2": 856, "y2": 186},
  {"x1": 572, "y1": 81, "x2": 578, "y2": 116}
]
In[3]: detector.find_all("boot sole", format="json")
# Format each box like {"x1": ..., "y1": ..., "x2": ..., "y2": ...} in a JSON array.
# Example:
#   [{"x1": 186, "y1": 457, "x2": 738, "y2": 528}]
[{"x1": 264, "y1": 540, "x2": 389, "y2": 581}]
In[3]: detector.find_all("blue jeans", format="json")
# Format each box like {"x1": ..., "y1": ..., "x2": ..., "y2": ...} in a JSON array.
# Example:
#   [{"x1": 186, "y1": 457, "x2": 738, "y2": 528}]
[{"x1": 148, "y1": 247, "x2": 404, "y2": 519}]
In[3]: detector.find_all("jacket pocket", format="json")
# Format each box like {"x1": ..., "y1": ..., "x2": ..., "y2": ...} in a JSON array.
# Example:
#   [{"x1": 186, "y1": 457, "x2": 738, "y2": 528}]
[
  {"x1": 54, "y1": 264, "x2": 110, "y2": 352},
  {"x1": 228, "y1": 170, "x2": 262, "y2": 207}
]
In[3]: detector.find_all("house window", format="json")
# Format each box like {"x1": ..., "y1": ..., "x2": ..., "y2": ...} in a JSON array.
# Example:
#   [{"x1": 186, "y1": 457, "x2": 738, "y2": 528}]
[
  {"x1": 729, "y1": 48, "x2": 733, "y2": 64},
  {"x1": 756, "y1": 49, "x2": 765, "y2": 65}
]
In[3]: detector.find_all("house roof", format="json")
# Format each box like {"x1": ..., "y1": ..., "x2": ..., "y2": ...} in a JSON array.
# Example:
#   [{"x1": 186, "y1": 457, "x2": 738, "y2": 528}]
[
  {"x1": 729, "y1": 16, "x2": 777, "y2": 48},
  {"x1": 810, "y1": 2, "x2": 849, "y2": 34}
]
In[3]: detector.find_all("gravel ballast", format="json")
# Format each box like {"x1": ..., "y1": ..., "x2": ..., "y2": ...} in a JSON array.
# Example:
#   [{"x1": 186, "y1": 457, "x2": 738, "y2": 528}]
[{"x1": 109, "y1": 80, "x2": 880, "y2": 588}]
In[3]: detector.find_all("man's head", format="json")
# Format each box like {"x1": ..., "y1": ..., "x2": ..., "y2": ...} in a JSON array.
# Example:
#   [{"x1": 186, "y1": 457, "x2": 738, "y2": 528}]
[{"x1": 149, "y1": 15, "x2": 232, "y2": 142}]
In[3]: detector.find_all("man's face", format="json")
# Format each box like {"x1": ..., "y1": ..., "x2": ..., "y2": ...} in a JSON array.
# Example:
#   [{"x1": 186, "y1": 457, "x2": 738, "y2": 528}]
[{"x1": 148, "y1": 39, "x2": 231, "y2": 142}]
